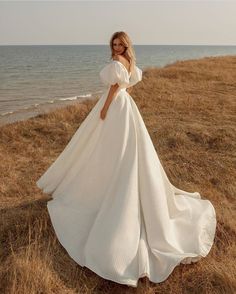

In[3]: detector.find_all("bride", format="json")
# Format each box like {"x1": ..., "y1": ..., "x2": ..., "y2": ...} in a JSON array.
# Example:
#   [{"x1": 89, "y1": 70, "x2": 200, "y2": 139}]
[{"x1": 36, "y1": 31, "x2": 217, "y2": 287}]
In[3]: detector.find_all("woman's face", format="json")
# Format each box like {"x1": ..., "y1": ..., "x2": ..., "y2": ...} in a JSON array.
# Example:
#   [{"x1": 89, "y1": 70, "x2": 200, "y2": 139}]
[{"x1": 112, "y1": 38, "x2": 126, "y2": 55}]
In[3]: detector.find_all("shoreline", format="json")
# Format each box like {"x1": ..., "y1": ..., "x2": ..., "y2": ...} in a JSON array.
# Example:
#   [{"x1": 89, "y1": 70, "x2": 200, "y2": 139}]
[
  {"x1": 1, "y1": 53, "x2": 235, "y2": 127},
  {"x1": 0, "y1": 93, "x2": 100, "y2": 126}
]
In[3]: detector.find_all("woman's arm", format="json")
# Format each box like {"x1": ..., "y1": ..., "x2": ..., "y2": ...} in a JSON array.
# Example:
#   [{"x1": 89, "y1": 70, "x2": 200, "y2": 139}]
[{"x1": 100, "y1": 83, "x2": 119, "y2": 119}]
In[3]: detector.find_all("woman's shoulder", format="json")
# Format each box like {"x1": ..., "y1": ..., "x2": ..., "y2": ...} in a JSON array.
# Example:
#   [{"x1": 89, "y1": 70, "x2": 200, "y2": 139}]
[
  {"x1": 112, "y1": 55, "x2": 130, "y2": 66},
  {"x1": 112, "y1": 54, "x2": 127, "y2": 62},
  {"x1": 112, "y1": 55, "x2": 131, "y2": 73}
]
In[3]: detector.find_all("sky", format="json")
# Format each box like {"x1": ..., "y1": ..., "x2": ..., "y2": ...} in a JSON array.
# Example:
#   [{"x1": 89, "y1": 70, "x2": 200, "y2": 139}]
[{"x1": 0, "y1": 1, "x2": 236, "y2": 46}]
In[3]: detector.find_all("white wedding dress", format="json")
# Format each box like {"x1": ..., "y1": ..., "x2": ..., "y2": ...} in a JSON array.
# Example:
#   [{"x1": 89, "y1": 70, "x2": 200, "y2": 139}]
[{"x1": 36, "y1": 60, "x2": 217, "y2": 287}]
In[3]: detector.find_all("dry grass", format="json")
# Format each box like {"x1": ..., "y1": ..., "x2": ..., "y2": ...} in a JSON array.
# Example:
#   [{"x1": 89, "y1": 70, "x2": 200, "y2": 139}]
[{"x1": 0, "y1": 55, "x2": 236, "y2": 294}]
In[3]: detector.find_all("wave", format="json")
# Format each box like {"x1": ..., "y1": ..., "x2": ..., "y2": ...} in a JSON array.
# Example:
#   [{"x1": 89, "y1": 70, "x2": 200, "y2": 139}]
[
  {"x1": 59, "y1": 94, "x2": 92, "y2": 101},
  {"x1": 0, "y1": 92, "x2": 96, "y2": 117},
  {"x1": 1, "y1": 111, "x2": 14, "y2": 116}
]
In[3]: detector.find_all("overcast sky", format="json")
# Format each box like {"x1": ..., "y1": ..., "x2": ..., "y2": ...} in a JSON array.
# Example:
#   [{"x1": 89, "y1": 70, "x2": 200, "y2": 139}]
[{"x1": 0, "y1": 1, "x2": 236, "y2": 45}]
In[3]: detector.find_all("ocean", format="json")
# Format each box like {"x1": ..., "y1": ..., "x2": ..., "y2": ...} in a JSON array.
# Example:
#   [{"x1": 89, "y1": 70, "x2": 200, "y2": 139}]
[{"x1": 0, "y1": 44, "x2": 236, "y2": 125}]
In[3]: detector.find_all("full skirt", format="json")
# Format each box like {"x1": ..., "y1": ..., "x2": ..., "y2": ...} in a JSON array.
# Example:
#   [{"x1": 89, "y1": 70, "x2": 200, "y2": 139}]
[{"x1": 36, "y1": 89, "x2": 217, "y2": 287}]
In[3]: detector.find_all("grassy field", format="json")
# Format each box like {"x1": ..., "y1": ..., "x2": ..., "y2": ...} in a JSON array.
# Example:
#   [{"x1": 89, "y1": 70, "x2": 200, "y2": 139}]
[{"x1": 0, "y1": 55, "x2": 235, "y2": 294}]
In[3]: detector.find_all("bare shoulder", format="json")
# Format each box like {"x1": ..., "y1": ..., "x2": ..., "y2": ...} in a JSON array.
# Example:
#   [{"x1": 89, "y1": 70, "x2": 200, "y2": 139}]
[
  {"x1": 112, "y1": 55, "x2": 120, "y2": 61},
  {"x1": 112, "y1": 55, "x2": 130, "y2": 69}
]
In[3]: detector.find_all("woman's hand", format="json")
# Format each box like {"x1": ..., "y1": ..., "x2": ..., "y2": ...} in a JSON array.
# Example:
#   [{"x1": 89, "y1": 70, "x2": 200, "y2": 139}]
[
  {"x1": 100, "y1": 84, "x2": 119, "y2": 120},
  {"x1": 100, "y1": 107, "x2": 108, "y2": 120}
]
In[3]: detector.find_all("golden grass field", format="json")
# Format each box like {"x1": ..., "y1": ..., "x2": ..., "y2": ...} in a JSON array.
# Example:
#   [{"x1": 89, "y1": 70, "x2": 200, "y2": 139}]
[{"x1": 0, "y1": 55, "x2": 235, "y2": 294}]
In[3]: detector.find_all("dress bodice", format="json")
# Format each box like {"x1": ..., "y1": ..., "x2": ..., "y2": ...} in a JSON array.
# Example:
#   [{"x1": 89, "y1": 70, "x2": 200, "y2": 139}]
[{"x1": 99, "y1": 60, "x2": 142, "y2": 90}]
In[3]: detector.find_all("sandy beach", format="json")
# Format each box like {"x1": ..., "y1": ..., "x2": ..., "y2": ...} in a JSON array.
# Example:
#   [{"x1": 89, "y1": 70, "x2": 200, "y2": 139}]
[{"x1": 0, "y1": 55, "x2": 235, "y2": 293}]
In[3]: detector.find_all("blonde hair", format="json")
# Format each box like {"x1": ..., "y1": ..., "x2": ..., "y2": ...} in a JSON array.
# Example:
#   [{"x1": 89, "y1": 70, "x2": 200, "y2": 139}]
[{"x1": 109, "y1": 31, "x2": 136, "y2": 74}]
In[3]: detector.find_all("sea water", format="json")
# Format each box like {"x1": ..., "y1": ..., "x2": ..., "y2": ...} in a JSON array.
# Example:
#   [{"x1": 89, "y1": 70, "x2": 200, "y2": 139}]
[{"x1": 0, "y1": 44, "x2": 235, "y2": 125}]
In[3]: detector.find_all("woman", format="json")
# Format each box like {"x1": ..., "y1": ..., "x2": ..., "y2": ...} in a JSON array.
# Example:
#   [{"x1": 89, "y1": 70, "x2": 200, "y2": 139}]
[{"x1": 36, "y1": 31, "x2": 217, "y2": 287}]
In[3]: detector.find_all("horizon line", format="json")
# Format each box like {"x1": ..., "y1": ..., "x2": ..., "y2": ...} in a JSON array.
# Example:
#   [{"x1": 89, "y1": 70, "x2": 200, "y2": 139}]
[{"x1": 1, "y1": 43, "x2": 236, "y2": 46}]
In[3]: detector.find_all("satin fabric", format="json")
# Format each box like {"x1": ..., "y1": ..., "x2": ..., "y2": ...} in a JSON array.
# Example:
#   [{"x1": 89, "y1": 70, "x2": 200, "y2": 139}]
[{"x1": 36, "y1": 60, "x2": 217, "y2": 287}]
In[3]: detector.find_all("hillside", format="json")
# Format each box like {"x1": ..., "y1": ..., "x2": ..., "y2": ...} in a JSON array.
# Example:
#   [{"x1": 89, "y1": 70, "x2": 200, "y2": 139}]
[{"x1": 0, "y1": 55, "x2": 235, "y2": 294}]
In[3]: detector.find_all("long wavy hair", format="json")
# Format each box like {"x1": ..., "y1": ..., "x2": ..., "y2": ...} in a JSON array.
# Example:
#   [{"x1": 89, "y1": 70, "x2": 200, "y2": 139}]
[{"x1": 109, "y1": 31, "x2": 136, "y2": 75}]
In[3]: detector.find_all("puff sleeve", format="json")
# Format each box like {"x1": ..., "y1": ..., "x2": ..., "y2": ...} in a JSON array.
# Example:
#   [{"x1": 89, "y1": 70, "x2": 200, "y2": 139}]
[
  {"x1": 127, "y1": 65, "x2": 142, "y2": 88},
  {"x1": 99, "y1": 61, "x2": 130, "y2": 88}
]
